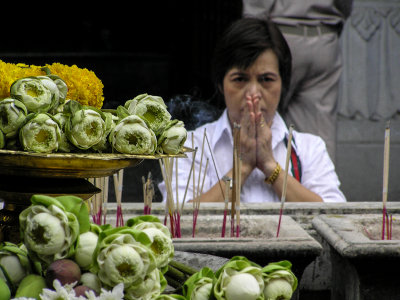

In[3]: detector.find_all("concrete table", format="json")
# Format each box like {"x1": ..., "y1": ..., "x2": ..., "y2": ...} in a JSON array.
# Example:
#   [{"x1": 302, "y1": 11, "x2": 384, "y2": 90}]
[
  {"x1": 313, "y1": 214, "x2": 400, "y2": 300},
  {"x1": 173, "y1": 214, "x2": 322, "y2": 283}
]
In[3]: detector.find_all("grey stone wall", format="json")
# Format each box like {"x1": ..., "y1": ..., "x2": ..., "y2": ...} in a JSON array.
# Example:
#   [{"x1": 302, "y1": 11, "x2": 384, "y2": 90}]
[{"x1": 336, "y1": 0, "x2": 400, "y2": 202}]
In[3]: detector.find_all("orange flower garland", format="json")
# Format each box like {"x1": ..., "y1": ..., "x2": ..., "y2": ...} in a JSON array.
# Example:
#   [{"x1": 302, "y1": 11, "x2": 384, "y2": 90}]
[{"x1": 0, "y1": 60, "x2": 104, "y2": 109}]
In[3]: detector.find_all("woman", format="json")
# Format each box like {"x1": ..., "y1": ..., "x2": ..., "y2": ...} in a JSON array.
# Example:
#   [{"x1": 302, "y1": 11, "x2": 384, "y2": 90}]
[{"x1": 159, "y1": 17, "x2": 346, "y2": 203}]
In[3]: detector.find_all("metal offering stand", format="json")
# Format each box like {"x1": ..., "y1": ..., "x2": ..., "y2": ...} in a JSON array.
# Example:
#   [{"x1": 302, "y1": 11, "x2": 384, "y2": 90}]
[{"x1": 0, "y1": 148, "x2": 190, "y2": 243}]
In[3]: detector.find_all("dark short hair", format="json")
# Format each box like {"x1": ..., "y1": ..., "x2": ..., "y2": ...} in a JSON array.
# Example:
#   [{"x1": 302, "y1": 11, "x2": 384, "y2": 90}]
[{"x1": 211, "y1": 17, "x2": 292, "y2": 111}]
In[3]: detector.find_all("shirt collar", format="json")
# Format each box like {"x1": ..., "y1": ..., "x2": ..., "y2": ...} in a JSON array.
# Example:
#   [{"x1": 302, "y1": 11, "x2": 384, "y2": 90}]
[
  {"x1": 271, "y1": 113, "x2": 288, "y2": 149},
  {"x1": 212, "y1": 109, "x2": 233, "y2": 147}
]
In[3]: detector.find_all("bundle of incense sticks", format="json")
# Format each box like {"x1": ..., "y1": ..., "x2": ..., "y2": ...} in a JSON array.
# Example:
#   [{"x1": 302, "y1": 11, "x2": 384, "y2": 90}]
[
  {"x1": 142, "y1": 172, "x2": 154, "y2": 215},
  {"x1": 88, "y1": 176, "x2": 110, "y2": 225},
  {"x1": 382, "y1": 121, "x2": 391, "y2": 240},
  {"x1": 276, "y1": 125, "x2": 294, "y2": 238},
  {"x1": 231, "y1": 123, "x2": 242, "y2": 237},
  {"x1": 221, "y1": 176, "x2": 231, "y2": 237},
  {"x1": 185, "y1": 129, "x2": 225, "y2": 238},
  {"x1": 113, "y1": 169, "x2": 124, "y2": 227},
  {"x1": 159, "y1": 157, "x2": 182, "y2": 238}
]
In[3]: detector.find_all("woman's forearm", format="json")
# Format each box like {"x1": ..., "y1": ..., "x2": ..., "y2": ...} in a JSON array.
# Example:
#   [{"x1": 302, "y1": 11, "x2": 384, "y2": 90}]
[
  {"x1": 191, "y1": 164, "x2": 322, "y2": 203},
  {"x1": 271, "y1": 171, "x2": 323, "y2": 202}
]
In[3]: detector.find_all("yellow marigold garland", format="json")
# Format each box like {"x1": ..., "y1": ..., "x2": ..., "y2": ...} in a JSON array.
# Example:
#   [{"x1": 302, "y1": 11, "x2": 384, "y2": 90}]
[{"x1": 0, "y1": 60, "x2": 104, "y2": 109}]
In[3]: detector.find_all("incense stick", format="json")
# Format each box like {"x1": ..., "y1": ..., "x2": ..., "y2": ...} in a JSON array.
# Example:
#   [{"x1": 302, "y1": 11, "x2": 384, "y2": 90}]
[
  {"x1": 196, "y1": 129, "x2": 207, "y2": 204},
  {"x1": 221, "y1": 177, "x2": 231, "y2": 237},
  {"x1": 236, "y1": 157, "x2": 242, "y2": 237},
  {"x1": 191, "y1": 133, "x2": 196, "y2": 213},
  {"x1": 174, "y1": 158, "x2": 181, "y2": 238},
  {"x1": 95, "y1": 177, "x2": 102, "y2": 225},
  {"x1": 192, "y1": 130, "x2": 206, "y2": 237},
  {"x1": 180, "y1": 147, "x2": 198, "y2": 212},
  {"x1": 142, "y1": 172, "x2": 154, "y2": 215},
  {"x1": 171, "y1": 158, "x2": 181, "y2": 237},
  {"x1": 102, "y1": 176, "x2": 109, "y2": 225},
  {"x1": 142, "y1": 176, "x2": 147, "y2": 214},
  {"x1": 147, "y1": 172, "x2": 154, "y2": 214},
  {"x1": 114, "y1": 169, "x2": 124, "y2": 227},
  {"x1": 382, "y1": 121, "x2": 390, "y2": 240},
  {"x1": 193, "y1": 158, "x2": 209, "y2": 237},
  {"x1": 87, "y1": 178, "x2": 95, "y2": 222},
  {"x1": 235, "y1": 124, "x2": 242, "y2": 237},
  {"x1": 205, "y1": 132, "x2": 225, "y2": 200},
  {"x1": 231, "y1": 123, "x2": 240, "y2": 237},
  {"x1": 159, "y1": 158, "x2": 176, "y2": 237},
  {"x1": 276, "y1": 124, "x2": 294, "y2": 238},
  {"x1": 175, "y1": 158, "x2": 179, "y2": 212}
]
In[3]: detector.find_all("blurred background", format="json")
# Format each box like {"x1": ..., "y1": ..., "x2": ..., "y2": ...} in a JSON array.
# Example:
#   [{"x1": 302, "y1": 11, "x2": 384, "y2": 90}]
[{"x1": 1, "y1": 0, "x2": 399, "y2": 203}]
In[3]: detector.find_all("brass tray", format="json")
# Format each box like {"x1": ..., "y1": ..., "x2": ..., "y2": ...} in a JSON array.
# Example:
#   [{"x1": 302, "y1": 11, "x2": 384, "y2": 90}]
[{"x1": 0, "y1": 148, "x2": 191, "y2": 178}]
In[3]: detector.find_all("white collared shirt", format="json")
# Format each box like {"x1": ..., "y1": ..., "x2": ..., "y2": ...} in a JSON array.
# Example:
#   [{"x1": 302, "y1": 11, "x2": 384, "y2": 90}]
[{"x1": 158, "y1": 109, "x2": 346, "y2": 203}]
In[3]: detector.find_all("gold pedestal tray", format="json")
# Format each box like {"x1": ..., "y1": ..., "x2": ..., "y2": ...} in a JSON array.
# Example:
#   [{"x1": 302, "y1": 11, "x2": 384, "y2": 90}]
[
  {"x1": 0, "y1": 148, "x2": 191, "y2": 199},
  {"x1": 0, "y1": 149, "x2": 178, "y2": 178},
  {"x1": 0, "y1": 148, "x2": 192, "y2": 243}
]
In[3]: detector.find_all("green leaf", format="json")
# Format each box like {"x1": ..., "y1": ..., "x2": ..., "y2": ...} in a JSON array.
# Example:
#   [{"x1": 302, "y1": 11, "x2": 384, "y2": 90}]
[{"x1": 56, "y1": 195, "x2": 90, "y2": 234}]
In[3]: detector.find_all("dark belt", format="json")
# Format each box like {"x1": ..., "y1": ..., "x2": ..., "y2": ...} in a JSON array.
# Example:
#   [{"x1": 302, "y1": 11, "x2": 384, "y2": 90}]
[{"x1": 278, "y1": 24, "x2": 338, "y2": 36}]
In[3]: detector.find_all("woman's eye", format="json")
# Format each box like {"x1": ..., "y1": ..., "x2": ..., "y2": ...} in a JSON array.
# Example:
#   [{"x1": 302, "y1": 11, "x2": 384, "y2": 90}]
[
  {"x1": 260, "y1": 76, "x2": 274, "y2": 82},
  {"x1": 232, "y1": 76, "x2": 246, "y2": 82}
]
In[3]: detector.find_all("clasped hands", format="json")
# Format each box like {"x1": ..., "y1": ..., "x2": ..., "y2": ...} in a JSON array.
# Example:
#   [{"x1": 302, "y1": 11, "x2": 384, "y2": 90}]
[{"x1": 237, "y1": 95, "x2": 278, "y2": 181}]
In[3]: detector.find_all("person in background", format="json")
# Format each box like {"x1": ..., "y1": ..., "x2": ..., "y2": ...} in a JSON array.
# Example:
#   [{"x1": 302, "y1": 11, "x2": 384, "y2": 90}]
[
  {"x1": 159, "y1": 17, "x2": 346, "y2": 203},
  {"x1": 242, "y1": 0, "x2": 354, "y2": 162}
]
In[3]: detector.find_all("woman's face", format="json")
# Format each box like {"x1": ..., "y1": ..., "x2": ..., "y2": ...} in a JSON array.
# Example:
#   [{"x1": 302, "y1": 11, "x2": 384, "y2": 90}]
[{"x1": 222, "y1": 49, "x2": 282, "y2": 128}]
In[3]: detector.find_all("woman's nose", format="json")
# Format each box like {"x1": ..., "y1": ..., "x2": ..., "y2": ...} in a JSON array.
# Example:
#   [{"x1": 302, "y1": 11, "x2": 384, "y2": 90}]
[{"x1": 245, "y1": 82, "x2": 261, "y2": 100}]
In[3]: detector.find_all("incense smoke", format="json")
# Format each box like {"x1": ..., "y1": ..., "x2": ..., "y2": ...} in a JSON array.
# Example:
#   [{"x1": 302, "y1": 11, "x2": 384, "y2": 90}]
[{"x1": 166, "y1": 94, "x2": 222, "y2": 130}]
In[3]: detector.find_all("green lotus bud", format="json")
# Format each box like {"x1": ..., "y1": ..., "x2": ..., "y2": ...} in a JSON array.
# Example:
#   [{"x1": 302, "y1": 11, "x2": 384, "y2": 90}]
[
  {"x1": 52, "y1": 112, "x2": 76, "y2": 153},
  {"x1": 125, "y1": 268, "x2": 166, "y2": 300},
  {"x1": 19, "y1": 195, "x2": 81, "y2": 269},
  {"x1": 157, "y1": 120, "x2": 187, "y2": 154},
  {"x1": 183, "y1": 267, "x2": 216, "y2": 300},
  {"x1": 19, "y1": 113, "x2": 62, "y2": 153},
  {"x1": 41, "y1": 67, "x2": 68, "y2": 105},
  {"x1": 225, "y1": 273, "x2": 261, "y2": 300},
  {"x1": 74, "y1": 231, "x2": 99, "y2": 270},
  {"x1": 262, "y1": 261, "x2": 298, "y2": 300},
  {"x1": 91, "y1": 111, "x2": 116, "y2": 153},
  {"x1": 264, "y1": 278, "x2": 293, "y2": 300},
  {"x1": 10, "y1": 77, "x2": 54, "y2": 113},
  {"x1": 36, "y1": 76, "x2": 62, "y2": 113},
  {"x1": 95, "y1": 233, "x2": 156, "y2": 289},
  {"x1": 0, "y1": 98, "x2": 28, "y2": 138},
  {"x1": 0, "y1": 242, "x2": 32, "y2": 288},
  {"x1": 127, "y1": 216, "x2": 174, "y2": 270},
  {"x1": 214, "y1": 256, "x2": 265, "y2": 300},
  {"x1": 109, "y1": 114, "x2": 157, "y2": 155},
  {"x1": 65, "y1": 107, "x2": 106, "y2": 150},
  {"x1": 125, "y1": 94, "x2": 171, "y2": 135}
]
